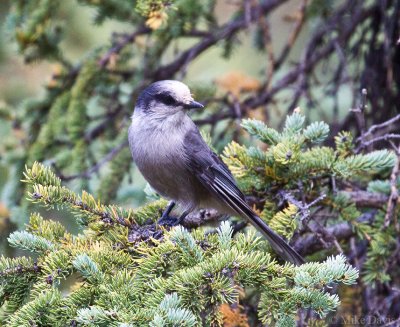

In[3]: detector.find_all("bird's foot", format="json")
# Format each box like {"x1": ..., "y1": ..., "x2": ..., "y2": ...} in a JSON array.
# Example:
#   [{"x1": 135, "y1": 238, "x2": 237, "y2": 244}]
[
  {"x1": 157, "y1": 214, "x2": 181, "y2": 227},
  {"x1": 157, "y1": 201, "x2": 189, "y2": 227},
  {"x1": 157, "y1": 201, "x2": 180, "y2": 227}
]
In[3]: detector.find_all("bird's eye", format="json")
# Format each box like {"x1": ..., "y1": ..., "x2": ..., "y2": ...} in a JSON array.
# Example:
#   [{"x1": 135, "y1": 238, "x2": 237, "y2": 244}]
[{"x1": 155, "y1": 93, "x2": 177, "y2": 106}]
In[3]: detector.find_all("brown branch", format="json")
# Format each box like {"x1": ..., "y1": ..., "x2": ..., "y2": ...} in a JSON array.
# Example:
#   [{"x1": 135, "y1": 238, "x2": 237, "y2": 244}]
[
  {"x1": 0, "y1": 262, "x2": 41, "y2": 277},
  {"x1": 350, "y1": 88, "x2": 368, "y2": 135},
  {"x1": 242, "y1": 1, "x2": 376, "y2": 111},
  {"x1": 273, "y1": 0, "x2": 308, "y2": 70},
  {"x1": 384, "y1": 144, "x2": 400, "y2": 228},
  {"x1": 346, "y1": 190, "x2": 391, "y2": 208},
  {"x1": 258, "y1": 15, "x2": 275, "y2": 89},
  {"x1": 182, "y1": 209, "x2": 223, "y2": 228},
  {"x1": 294, "y1": 212, "x2": 374, "y2": 256},
  {"x1": 294, "y1": 221, "x2": 353, "y2": 255},
  {"x1": 152, "y1": 0, "x2": 289, "y2": 80},
  {"x1": 59, "y1": 141, "x2": 129, "y2": 181},
  {"x1": 278, "y1": 190, "x2": 326, "y2": 221},
  {"x1": 31, "y1": 190, "x2": 131, "y2": 228},
  {"x1": 358, "y1": 134, "x2": 400, "y2": 149},
  {"x1": 85, "y1": 106, "x2": 123, "y2": 142},
  {"x1": 98, "y1": 26, "x2": 151, "y2": 68},
  {"x1": 357, "y1": 113, "x2": 400, "y2": 143}
]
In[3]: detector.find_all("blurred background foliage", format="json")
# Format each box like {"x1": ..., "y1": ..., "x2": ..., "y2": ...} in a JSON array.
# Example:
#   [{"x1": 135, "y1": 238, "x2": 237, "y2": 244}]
[
  {"x1": 0, "y1": 0, "x2": 399, "y2": 254},
  {"x1": 0, "y1": 0, "x2": 319, "y2": 236},
  {"x1": 0, "y1": 0, "x2": 399, "y2": 323}
]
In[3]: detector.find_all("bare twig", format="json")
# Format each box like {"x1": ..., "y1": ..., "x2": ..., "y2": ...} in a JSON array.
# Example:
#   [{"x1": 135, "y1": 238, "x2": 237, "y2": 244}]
[
  {"x1": 243, "y1": 0, "x2": 373, "y2": 112},
  {"x1": 59, "y1": 141, "x2": 129, "y2": 181},
  {"x1": 358, "y1": 134, "x2": 400, "y2": 149},
  {"x1": 273, "y1": 0, "x2": 308, "y2": 70},
  {"x1": 357, "y1": 113, "x2": 400, "y2": 143},
  {"x1": 278, "y1": 190, "x2": 326, "y2": 221},
  {"x1": 382, "y1": 317, "x2": 400, "y2": 327},
  {"x1": 350, "y1": 88, "x2": 368, "y2": 134},
  {"x1": 98, "y1": 26, "x2": 151, "y2": 67},
  {"x1": 182, "y1": 208, "x2": 223, "y2": 228},
  {"x1": 152, "y1": 0, "x2": 288, "y2": 80},
  {"x1": 384, "y1": 144, "x2": 400, "y2": 228},
  {"x1": 346, "y1": 190, "x2": 390, "y2": 208},
  {"x1": 294, "y1": 212, "x2": 375, "y2": 255}
]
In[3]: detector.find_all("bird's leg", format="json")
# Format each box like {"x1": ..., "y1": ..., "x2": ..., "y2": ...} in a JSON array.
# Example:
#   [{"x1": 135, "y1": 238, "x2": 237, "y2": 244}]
[
  {"x1": 176, "y1": 210, "x2": 190, "y2": 225},
  {"x1": 160, "y1": 210, "x2": 189, "y2": 227},
  {"x1": 157, "y1": 201, "x2": 177, "y2": 226},
  {"x1": 157, "y1": 202, "x2": 190, "y2": 227},
  {"x1": 161, "y1": 201, "x2": 176, "y2": 219}
]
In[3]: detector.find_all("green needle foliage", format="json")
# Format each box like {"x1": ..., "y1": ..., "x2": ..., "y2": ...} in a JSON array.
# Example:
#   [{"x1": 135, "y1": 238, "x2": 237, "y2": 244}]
[
  {"x1": 1, "y1": 161, "x2": 358, "y2": 325},
  {"x1": 10, "y1": 105, "x2": 398, "y2": 325},
  {"x1": 232, "y1": 114, "x2": 394, "y2": 191},
  {"x1": 226, "y1": 113, "x2": 397, "y2": 286},
  {"x1": 1, "y1": 111, "x2": 398, "y2": 325},
  {"x1": 2, "y1": 0, "x2": 400, "y2": 324}
]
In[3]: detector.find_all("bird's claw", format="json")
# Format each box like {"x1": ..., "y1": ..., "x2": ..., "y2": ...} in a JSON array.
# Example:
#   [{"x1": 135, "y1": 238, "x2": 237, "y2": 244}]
[{"x1": 157, "y1": 215, "x2": 180, "y2": 227}]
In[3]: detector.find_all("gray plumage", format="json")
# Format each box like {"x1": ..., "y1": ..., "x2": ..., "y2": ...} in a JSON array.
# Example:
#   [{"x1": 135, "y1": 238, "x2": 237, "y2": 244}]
[{"x1": 128, "y1": 80, "x2": 304, "y2": 265}]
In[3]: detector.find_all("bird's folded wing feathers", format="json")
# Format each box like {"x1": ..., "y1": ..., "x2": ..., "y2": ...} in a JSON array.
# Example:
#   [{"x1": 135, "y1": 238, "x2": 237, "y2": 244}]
[{"x1": 183, "y1": 129, "x2": 304, "y2": 265}]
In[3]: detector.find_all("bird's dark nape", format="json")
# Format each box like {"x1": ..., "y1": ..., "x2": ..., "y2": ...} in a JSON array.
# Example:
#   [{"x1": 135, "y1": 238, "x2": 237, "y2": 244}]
[{"x1": 136, "y1": 84, "x2": 162, "y2": 112}]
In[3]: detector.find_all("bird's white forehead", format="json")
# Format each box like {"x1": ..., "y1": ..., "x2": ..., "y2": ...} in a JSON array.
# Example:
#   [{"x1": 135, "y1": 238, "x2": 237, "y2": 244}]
[{"x1": 157, "y1": 80, "x2": 192, "y2": 102}]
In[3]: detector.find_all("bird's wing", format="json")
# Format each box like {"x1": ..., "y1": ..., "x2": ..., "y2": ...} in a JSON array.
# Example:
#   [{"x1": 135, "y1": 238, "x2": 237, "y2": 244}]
[
  {"x1": 183, "y1": 128, "x2": 304, "y2": 265},
  {"x1": 183, "y1": 128, "x2": 245, "y2": 202}
]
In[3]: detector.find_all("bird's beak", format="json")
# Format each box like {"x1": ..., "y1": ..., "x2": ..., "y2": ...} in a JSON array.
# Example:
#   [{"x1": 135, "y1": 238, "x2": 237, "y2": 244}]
[{"x1": 184, "y1": 100, "x2": 204, "y2": 110}]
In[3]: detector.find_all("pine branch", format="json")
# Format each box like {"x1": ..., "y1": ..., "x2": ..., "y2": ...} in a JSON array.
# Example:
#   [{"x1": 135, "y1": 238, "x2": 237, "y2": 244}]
[{"x1": 98, "y1": 26, "x2": 151, "y2": 67}]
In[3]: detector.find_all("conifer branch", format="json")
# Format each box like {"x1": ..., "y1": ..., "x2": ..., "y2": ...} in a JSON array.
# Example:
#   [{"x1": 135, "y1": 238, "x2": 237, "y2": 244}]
[
  {"x1": 3, "y1": 0, "x2": 400, "y2": 323},
  {"x1": 99, "y1": 26, "x2": 151, "y2": 68}
]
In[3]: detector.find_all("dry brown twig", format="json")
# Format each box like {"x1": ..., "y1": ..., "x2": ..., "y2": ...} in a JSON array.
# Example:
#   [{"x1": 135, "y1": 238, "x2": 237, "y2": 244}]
[{"x1": 384, "y1": 144, "x2": 400, "y2": 229}]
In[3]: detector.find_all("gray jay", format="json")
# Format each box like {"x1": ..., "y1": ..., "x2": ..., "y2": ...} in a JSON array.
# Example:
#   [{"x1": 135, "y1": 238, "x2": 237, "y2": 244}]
[{"x1": 128, "y1": 80, "x2": 304, "y2": 265}]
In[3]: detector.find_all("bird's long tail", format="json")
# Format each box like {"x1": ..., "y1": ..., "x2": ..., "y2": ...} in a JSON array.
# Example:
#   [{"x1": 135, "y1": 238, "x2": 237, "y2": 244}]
[
  {"x1": 244, "y1": 210, "x2": 305, "y2": 265},
  {"x1": 211, "y1": 179, "x2": 305, "y2": 265}
]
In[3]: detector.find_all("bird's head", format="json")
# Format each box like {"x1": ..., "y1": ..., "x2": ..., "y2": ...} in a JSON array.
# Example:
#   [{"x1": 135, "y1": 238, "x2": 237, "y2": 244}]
[{"x1": 134, "y1": 80, "x2": 204, "y2": 117}]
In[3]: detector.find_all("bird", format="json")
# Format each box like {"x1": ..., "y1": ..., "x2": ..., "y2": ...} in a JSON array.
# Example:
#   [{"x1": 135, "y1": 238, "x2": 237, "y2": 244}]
[{"x1": 128, "y1": 80, "x2": 304, "y2": 265}]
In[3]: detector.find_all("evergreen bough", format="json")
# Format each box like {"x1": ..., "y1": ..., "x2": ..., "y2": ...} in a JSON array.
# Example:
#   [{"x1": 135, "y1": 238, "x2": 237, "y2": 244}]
[
  {"x1": 1, "y1": 0, "x2": 399, "y2": 322},
  {"x1": 10, "y1": 110, "x2": 399, "y2": 325},
  {"x1": 2, "y1": 169, "x2": 358, "y2": 325}
]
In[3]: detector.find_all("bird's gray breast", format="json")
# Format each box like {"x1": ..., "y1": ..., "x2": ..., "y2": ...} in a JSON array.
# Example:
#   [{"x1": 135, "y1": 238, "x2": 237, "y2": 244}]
[{"x1": 128, "y1": 114, "x2": 198, "y2": 207}]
